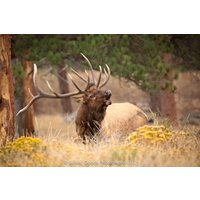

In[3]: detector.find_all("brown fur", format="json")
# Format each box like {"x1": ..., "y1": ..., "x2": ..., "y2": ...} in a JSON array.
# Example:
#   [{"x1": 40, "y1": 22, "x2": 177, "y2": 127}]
[
  {"x1": 16, "y1": 54, "x2": 112, "y2": 142},
  {"x1": 75, "y1": 85, "x2": 112, "y2": 141}
]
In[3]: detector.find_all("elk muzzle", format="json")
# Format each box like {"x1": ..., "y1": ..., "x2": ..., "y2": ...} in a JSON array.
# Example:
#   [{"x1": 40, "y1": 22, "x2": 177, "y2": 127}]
[{"x1": 104, "y1": 90, "x2": 112, "y2": 106}]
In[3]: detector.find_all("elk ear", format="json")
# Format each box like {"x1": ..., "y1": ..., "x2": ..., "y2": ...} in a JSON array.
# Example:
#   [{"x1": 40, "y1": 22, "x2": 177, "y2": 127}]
[
  {"x1": 72, "y1": 95, "x2": 84, "y2": 103},
  {"x1": 74, "y1": 99, "x2": 82, "y2": 103}
]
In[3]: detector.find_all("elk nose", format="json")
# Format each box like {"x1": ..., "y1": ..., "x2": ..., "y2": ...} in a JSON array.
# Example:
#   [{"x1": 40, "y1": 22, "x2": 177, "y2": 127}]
[{"x1": 105, "y1": 90, "x2": 112, "y2": 99}]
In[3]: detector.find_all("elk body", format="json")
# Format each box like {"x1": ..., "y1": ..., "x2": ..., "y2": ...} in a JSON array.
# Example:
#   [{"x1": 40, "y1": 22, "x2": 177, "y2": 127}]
[
  {"x1": 17, "y1": 54, "x2": 112, "y2": 141},
  {"x1": 103, "y1": 102, "x2": 149, "y2": 136}
]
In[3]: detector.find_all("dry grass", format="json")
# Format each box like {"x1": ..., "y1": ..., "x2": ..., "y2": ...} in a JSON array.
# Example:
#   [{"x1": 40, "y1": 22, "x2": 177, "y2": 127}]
[{"x1": 0, "y1": 114, "x2": 199, "y2": 167}]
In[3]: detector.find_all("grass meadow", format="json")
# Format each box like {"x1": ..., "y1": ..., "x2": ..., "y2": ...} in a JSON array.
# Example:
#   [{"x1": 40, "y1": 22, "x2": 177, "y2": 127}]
[{"x1": 0, "y1": 114, "x2": 199, "y2": 167}]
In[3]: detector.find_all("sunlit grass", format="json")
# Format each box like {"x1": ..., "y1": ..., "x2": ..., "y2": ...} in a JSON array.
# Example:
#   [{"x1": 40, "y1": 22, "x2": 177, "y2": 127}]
[{"x1": 0, "y1": 115, "x2": 199, "y2": 167}]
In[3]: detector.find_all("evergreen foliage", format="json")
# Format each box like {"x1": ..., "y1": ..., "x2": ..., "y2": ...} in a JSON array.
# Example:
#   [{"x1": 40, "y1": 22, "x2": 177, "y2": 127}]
[{"x1": 12, "y1": 34, "x2": 200, "y2": 92}]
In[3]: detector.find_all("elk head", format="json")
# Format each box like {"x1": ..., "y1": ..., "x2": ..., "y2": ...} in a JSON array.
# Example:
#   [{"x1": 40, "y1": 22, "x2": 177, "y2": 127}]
[{"x1": 16, "y1": 53, "x2": 112, "y2": 142}]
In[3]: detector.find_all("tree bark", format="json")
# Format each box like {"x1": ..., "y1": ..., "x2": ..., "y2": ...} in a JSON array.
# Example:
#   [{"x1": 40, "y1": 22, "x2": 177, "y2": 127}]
[
  {"x1": 149, "y1": 53, "x2": 177, "y2": 125},
  {"x1": 150, "y1": 91, "x2": 162, "y2": 115},
  {"x1": 15, "y1": 96, "x2": 24, "y2": 135},
  {"x1": 0, "y1": 35, "x2": 15, "y2": 146},
  {"x1": 57, "y1": 64, "x2": 72, "y2": 113},
  {"x1": 160, "y1": 53, "x2": 177, "y2": 124},
  {"x1": 21, "y1": 60, "x2": 35, "y2": 136}
]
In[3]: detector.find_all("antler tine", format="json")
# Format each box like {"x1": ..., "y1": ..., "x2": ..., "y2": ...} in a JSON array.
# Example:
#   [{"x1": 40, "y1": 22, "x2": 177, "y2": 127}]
[
  {"x1": 84, "y1": 70, "x2": 91, "y2": 90},
  {"x1": 16, "y1": 64, "x2": 47, "y2": 116},
  {"x1": 99, "y1": 64, "x2": 111, "y2": 89},
  {"x1": 71, "y1": 70, "x2": 90, "y2": 102},
  {"x1": 96, "y1": 65, "x2": 102, "y2": 88},
  {"x1": 28, "y1": 88, "x2": 34, "y2": 98},
  {"x1": 16, "y1": 96, "x2": 41, "y2": 117},
  {"x1": 70, "y1": 67, "x2": 87, "y2": 83},
  {"x1": 81, "y1": 53, "x2": 96, "y2": 84},
  {"x1": 46, "y1": 81, "x2": 59, "y2": 97},
  {"x1": 33, "y1": 64, "x2": 38, "y2": 93},
  {"x1": 68, "y1": 73, "x2": 84, "y2": 92},
  {"x1": 33, "y1": 64, "x2": 52, "y2": 96}
]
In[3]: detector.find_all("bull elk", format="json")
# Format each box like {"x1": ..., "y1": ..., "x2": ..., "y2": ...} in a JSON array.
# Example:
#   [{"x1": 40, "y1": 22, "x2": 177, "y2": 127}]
[{"x1": 17, "y1": 53, "x2": 112, "y2": 141}]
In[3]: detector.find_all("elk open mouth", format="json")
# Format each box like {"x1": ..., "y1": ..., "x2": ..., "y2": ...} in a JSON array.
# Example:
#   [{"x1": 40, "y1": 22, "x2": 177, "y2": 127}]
[
  {"x1": 105, "y1": 99, "x2": 112, "y2": 106},
  {"x1": 104, "y1": 90, "x2": 112, "y2": 107},
  {"x1": 105, "y1": 90, "x2": 112, "y2": 100}
]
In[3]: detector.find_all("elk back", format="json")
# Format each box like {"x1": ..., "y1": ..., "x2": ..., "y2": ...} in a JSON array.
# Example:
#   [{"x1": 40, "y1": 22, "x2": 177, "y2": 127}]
[{"x1": 102, "y1": 102, "x2": 148, "y2": 136}]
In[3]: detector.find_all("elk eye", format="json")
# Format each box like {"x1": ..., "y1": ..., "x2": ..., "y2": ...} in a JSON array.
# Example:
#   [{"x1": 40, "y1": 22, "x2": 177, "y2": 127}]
[{"x1": 88, "y1": 94, "x2": 96, "y2": 99}]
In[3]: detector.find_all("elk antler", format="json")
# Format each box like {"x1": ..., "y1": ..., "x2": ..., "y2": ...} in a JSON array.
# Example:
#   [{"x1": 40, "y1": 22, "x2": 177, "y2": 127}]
[
  {"x1": 16, "y1": 64, "x2": 89, "y2": 116},
  {"x1": 70, "y1": 53, "x2": 111, "y2": 89},
  {"x1": 16, "y1": 53, "x2": 111, "y2": 116}
]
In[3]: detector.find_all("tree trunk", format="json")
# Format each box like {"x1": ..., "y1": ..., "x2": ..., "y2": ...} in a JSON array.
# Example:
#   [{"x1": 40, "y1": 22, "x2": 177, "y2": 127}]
[
  {"x1": 149, "y1": 53, "x2": 177, "y2": 125},
  {"x1": 21, "y1": 60, "x2": 35, "y2": 136},
  {"x1": 150, "y1": 91, "x2": 162, "y2": 115},
  {"x1": 160, "y1": 53, "x2": 177, "y2": 124},
  {"x1": 15, "y1": 96, "x2": 24, "y2": 136},
  {"x1": 57, "y1": 64, "x2": 72, "y2": 113},
  {"x1": 0, "y1": 35, "x2": 15, "y2": 146}
]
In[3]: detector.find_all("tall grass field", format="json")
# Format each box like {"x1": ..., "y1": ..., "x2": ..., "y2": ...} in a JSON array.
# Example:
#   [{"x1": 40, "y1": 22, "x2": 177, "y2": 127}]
[{"x1": 0, "y1": 114, "x2": 199, "y2": 167}]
